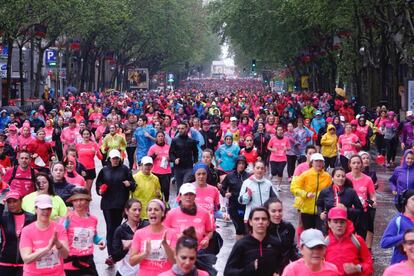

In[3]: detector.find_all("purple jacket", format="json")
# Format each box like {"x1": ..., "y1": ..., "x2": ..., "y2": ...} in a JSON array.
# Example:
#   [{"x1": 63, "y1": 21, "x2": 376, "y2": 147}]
[
  {"x1": 400, "y1": 121, "x2": 414, "y2": 147},
  {"x1": 389, "y1": 150, "x2": 414, "y2": 196}
]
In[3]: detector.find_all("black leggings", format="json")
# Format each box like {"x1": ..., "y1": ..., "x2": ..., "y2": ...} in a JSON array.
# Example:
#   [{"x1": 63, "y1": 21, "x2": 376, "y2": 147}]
[
  {"x1": 340, "y1": 155, "x2": 350, "y2": 173},
  {"x1": 126, "y1": 146, "x2": 136, "y2": 170},
  {"x1": 324, "y1": 156, "x2": 336, "y2": 170},
  {"x1": 228, "y1": 207, "x2": 246, "y2": 235},
  {"x1": 154, "y1": 173, "x2": 171, "y2": 202},
  {"x1": 103, "y1": 209, "x2": 124, "y2": 256},
  {"x1": 301, "y1": 213, "x2": 321, "y2": 230},
  {"x1": 287, "y1": 155, "x2": 297, "y2": 178},
  {"x1": 375, "y1": 134, "x2": 385, "y2": 155},
  {"x1": 385, "y1": 137, "x2": 398, "y2": 163},
  {"x1": 0, "y1": 265, "x2": 22, "y2": 276}
]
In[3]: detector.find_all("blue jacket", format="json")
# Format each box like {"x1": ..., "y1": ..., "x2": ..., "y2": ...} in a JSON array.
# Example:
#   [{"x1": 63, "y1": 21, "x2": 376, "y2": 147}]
[
  {"x1": 311, "y1": 117, "x2": 326, "y2": 133},
  {"x1": 0, "y1": 111, "x2": 10, "y2": 131},
  {"x1": 215, "y1": 142, "x2": 240, "y2": 172},
  {"x1": 134, "y1": 125, "x2": 156, "y2": 162},
  {"x1": 381, "y1": 214, "x2": 414, "y2": 264},
  {"x1": 389, "y1": 150, "x2": 414, "y2": 201}
]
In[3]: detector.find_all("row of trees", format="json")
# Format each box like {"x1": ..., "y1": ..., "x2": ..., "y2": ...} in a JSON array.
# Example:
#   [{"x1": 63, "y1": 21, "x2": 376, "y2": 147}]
[
  {"x1": 0, "y1": 0, "x2": 220, "y2": 101},
  {"x1": 209, "y1": 0, "x2": 414, "y2": 109}
]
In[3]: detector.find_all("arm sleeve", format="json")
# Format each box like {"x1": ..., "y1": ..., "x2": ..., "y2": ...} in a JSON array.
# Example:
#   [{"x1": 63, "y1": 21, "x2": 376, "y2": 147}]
[
  {"x1": 192, "y1": 141, "x2": 198, "y2": 163},
  {"x1": 357, "y1": 235, "x2": 374, "y2": 274},
  {"x1": 224, "y1": 242, "x2": 256, "y2": 276},
  {"x1": 220, "y1": 175, "x2": 230, "y2": 197},
  {"x1": 238, "y1": 180, "x2": 250, "y2": 205},
  {"x1": 169, "y1": 140, "x2": 177, "y2": 162},
  {"x1": 112, "y1": 226, "x2": 126, "y2": 262},
  {"x1": 389, "y1": 172, "x2": 398, "y2": 192},
  {"x1": 126, "y1": 168, "x2": 136, "y2": 192},
  {"x1": 316, "y1": 190, "x2": 326, "y2": 214},
  {"x1": 95, "y1": 170, "x2": 104, "y2": 195},
  {"x1": 290, "y1": 174, "x2": 307, "y2": 198},
  {"x1": 380, "y1": 217, "x2": 403, "y2": 248},
  {"x1": 57, "y1": 196, "x2": 68, "y2": 217},
  {"x1": 347, "y1": 190, "x2": 363, "y2": 219}
]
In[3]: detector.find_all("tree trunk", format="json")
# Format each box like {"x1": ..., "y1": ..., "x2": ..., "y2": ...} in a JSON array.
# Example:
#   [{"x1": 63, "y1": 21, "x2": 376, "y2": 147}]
[
  {"x1": 34, "y1": 44, "x2": 45, "y2": 98},
  {"x1": 18, "y1": 45, "x2": 25, "y2": 106},
  {"x1": 5, "y1": 37, "x2": 14, "y2": 106}
]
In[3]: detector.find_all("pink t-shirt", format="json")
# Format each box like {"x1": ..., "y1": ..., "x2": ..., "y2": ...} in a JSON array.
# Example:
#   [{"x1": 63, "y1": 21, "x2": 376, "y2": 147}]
[
  {"x1": 163, "y1": 207, "x2": 213, "y2": 244},
  {"x1": 282, "y1": 259, "x2": 339, "y2": 276},
  {"x1": 148, "y1": 144, "x2": 172, "y2": 174},
  {"x1": 346, "y1": 173, "x2": 375, "y2": 211},
  {"x1": 14, "y1": 213, "x2": 25, "y2": 237},
  {"x1": 3, "y1": 166, "x2": 36, "y2": 197},
  {"x1": 268, "y1": 136, "x2": 290, "y2": 162},
  {"x1": 338, "y1": 133, "x2": 359, "y2": 157},
  {"x1": 89, "y1": 113, "x2": 103, "y2": 129},
  {"x1": 159, "y1": 269, "x2": 209, "y2": 276},
  {"x1": 265, "y1": 123, "x2": 277, "y2": 136},
  {"x1": 293, "y1": 162, "x2": 310, "y2": 176},
  {"x1": 131, "y1": 227, "x2": 178, "y2": 276},
  {"x1": 19, "y1": 221, "x2": 68, "y2": 276},
  {"x1": 63, "y1": 212, "x2": 98, "y2": 270},
  {"x1": 76, "y1": 142, "x2": 100, "y2": 169},
  {"x1": 61, "y1": 127, "x2": 79, "y2": 146},
  {"x1": 383, "y1": 261, "x2": 414, "y2": 276}
]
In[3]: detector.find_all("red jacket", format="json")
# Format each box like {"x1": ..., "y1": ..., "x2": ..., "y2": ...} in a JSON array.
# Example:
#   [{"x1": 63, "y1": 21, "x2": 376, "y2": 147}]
[
  {"x1": 27, "y1": 139, "x2": 54, "y2": 169},
  {"x1": 325, "y1": 220, "x2": 373, "y2": 276}
]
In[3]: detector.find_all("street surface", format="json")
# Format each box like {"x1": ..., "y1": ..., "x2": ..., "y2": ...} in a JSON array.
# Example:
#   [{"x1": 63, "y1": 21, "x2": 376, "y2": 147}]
[{"x1": 91, "y1": 155, "x2": 397, "y2": 276}]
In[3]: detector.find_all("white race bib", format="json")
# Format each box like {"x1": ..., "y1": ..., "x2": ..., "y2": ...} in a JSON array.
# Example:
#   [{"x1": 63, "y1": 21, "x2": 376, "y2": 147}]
[{"x1": 36, "y1": 249, "x2": 60, "y2": 269}]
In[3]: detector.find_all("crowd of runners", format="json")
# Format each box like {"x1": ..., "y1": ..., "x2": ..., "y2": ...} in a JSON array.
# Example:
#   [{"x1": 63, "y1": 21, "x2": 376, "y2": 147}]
[{"x1": 0, "y1": 78, "x2": 413, "y2": 275}]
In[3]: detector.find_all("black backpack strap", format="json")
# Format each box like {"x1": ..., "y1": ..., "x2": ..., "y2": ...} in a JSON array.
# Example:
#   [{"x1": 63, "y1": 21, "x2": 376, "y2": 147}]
[{"x1": 9, "y1": 165, "x2": 18, "y2": 183}]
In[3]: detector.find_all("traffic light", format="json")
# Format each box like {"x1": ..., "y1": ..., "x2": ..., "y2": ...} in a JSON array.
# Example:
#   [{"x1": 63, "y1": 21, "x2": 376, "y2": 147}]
[{"x1": 251, "y1": 59, "x2": 256, "y2": 72}]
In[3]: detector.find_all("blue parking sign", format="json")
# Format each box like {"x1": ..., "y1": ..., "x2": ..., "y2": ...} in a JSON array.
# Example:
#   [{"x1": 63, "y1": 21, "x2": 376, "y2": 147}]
[{"x1": 45, "y1": 49, "x2": 57, "y2": 65}]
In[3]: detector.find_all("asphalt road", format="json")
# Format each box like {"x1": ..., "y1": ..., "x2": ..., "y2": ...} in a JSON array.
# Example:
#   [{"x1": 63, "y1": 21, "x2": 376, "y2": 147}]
[{"x1": 90, "y1": 157, "x2": 397, "y2": 276}]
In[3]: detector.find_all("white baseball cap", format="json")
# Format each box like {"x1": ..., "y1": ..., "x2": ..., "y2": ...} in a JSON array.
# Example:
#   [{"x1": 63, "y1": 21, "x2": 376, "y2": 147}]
[
  {"x1": 108, "y1": 149, "x2": 121, "y2": 159},
  {"x1": 141, "y1": 156, "x2": 153, "y2": 165},
  {"x1": 300, "y1": 229, "x2": 327, "y2": 248},
  {"x1": 310, "y1": 153, "x2": 325, "y2": 162},
  {"x1": 179, "y1": 183, "x2": 196, "y2": 195},
  {"x1": 230, "y1": 117, "x2": 238, "y2": 121}
]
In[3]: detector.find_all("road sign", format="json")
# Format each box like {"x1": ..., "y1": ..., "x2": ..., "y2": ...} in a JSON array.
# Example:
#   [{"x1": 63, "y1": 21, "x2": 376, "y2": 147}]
[{"x1": 45, "y1": 49, "x2": 57, "y2": 66}]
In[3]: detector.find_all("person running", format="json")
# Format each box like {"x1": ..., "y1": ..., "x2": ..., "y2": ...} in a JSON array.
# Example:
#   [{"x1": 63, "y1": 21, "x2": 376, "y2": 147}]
[
  {"x1": 324, "y1": 207, "x2": 373, "y2": 275},
  {"x1": 359, "y1": 151, "x2": 378, "y2": 190},
  {"x1": 0, "y1": 190, "x2": 36, "y2": 276},
  {"x1": 317, "y1": 167, "x2": 363, "y2": 233},
  {"x1": 321, "y1": 124, "x2": 338, "y2": 170},
  {"x1": 147, "y1": 131, "x2": 172, "y2": 202},
  {"x1": 389, "y1": 150, "x2": 414, "y2": 204},
  {"x1": 220, "y1": 156, "x2": 250, "y2": 240},
  {"x1": 113, "y1": 199, "x2": 149, "y2": 276},
  {"x1": 383, "y1": 229, "x2": 414, "y2": 275},
  {"x1": 61, "y1": 118, "x2": 79, "y2": 154},
  {"x1": 51, "y1": 162, "x2": 76, "y2": 205},
  {"x1": 63, "y1": 187, "x2": 106, "y2": 276},
  {"x1": 337, "y1": 123, "x2": 360, "y2": 172},
  {"x1": 19, "y1": 194, "x2": 69, "y2": 276},
  {"x1": 381, "y1": 111, "x2": 399, "y2": 167},
  {"x1": 3, "y1": 151, "x2": 36, "y2": 197},
  {"x1": 96, "y1": 149, "x2": 136, "y2": 267},
  {"x1": 239, "y1": 134, "x2": 259, "y2": 174},
  {"x1": 291, "y1": 153, "x2": 331, "y2": 230},
  {"x1": 75, "y1": 129, "x2": 103, "y2": 192},
  {"x1": 215, "y1": 133, "x2": 240, "y2": 174},
  {"x1": 130, "y1": 156, "x2": 162, "y2": 220},
  {"x1": 133, "y1": 115, "x2": 156, "y2": 165},
  {"x1": 64, "y1": 155, "x2": 86, "y2": 187},
  {"x1": 282, "y1": 229, "x2": 339, "y2": 276},
  {"x1": 158, "y1": 226, "x2": 209, "y2": 276},
  {"x1": 129, "y1": 199, "x2": 176, "y2": 276},
  {"x1": 267, "y1": 125, "x2": 290, "y2": 191},
  {"x1": 22, "y1": 172, "x2": 67, "y2": 221},
  {"x1": 284, "y1": 123, "x2": 299, "y2": 181},
  {"x1": 381, "y1": 189, "x2": 414, "y2": 264},
  {"x1": 253, "y1": 122, "x2": 270, "y2": 165},
  {"x1": 346, "y1": 155, "x2": 376, "y2": 249},
  {"x1": 169, "y1": 122, "x2": 198, "y2": 191},
  {"x1": 264, "y1": 198, "x2": 299, "y2": 272},
  {"x1": 101, "y1": 124, "x2": 127, "y2": 163},
  {"x1": 224, "y1": 207, "x2": 283, "y2": 276},
  {"x1": 238, "y1": 160, "x2": 278, "y2": 223}
]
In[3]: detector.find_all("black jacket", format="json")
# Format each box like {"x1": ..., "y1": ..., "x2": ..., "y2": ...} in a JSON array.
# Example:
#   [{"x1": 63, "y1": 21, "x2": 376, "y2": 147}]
[
  {"x1": 224, "y1": 234, "x2": 283, "y2": 276},
  {"x1": 268, "y1": 221, "x2": 300, "y2": 271},
  {"x1": 96, "y1": 164, "x2": 136, "y2": 210},
  {"x1": 253, "y1": 132, "x2": 270, "y2": 157},
  {"x1": 316, "y1": 185, "x2": 363, "y2": 223},
  {"x1": 169, "y1": 134, "x2": 198, "y2": 170},
  {"x1": 0, "y1": 210, "x2": 35, "y2": 264},
  {"x1": 220, "y1": 170, "x2": 250, "y2": 208},
  {"x1": 53, "y1": 180, "x2": 76, "y2": 206},
  {"x1": 112, "y1": 220, "x2": 149, "y2": 262},
  {"x1": 200, "y1": 129, "x2": 218, "y2": 151}
]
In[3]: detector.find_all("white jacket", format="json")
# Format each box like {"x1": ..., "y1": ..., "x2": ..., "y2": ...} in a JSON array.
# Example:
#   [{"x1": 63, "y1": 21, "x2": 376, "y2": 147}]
[{"x1": 238, "y1": 176, "x2": 278, "y2": 221}]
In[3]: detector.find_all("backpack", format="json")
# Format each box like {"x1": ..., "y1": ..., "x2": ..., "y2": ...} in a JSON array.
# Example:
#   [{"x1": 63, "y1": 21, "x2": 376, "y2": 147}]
[{"x1": 9, "y1": 165, "x2": 36, "y2": 186}]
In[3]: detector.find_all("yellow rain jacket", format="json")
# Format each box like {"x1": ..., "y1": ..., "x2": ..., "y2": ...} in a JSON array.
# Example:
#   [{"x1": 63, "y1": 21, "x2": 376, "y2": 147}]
[
  {"x1": 131, "y1": 171, "x2": 162, "y2": 219},
  {"x1": 320, "y1": 124, "x2": 338, "y2": 158},
  {"x1": 290, "y1": 168, "x2": 331, "y2": 215}
]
